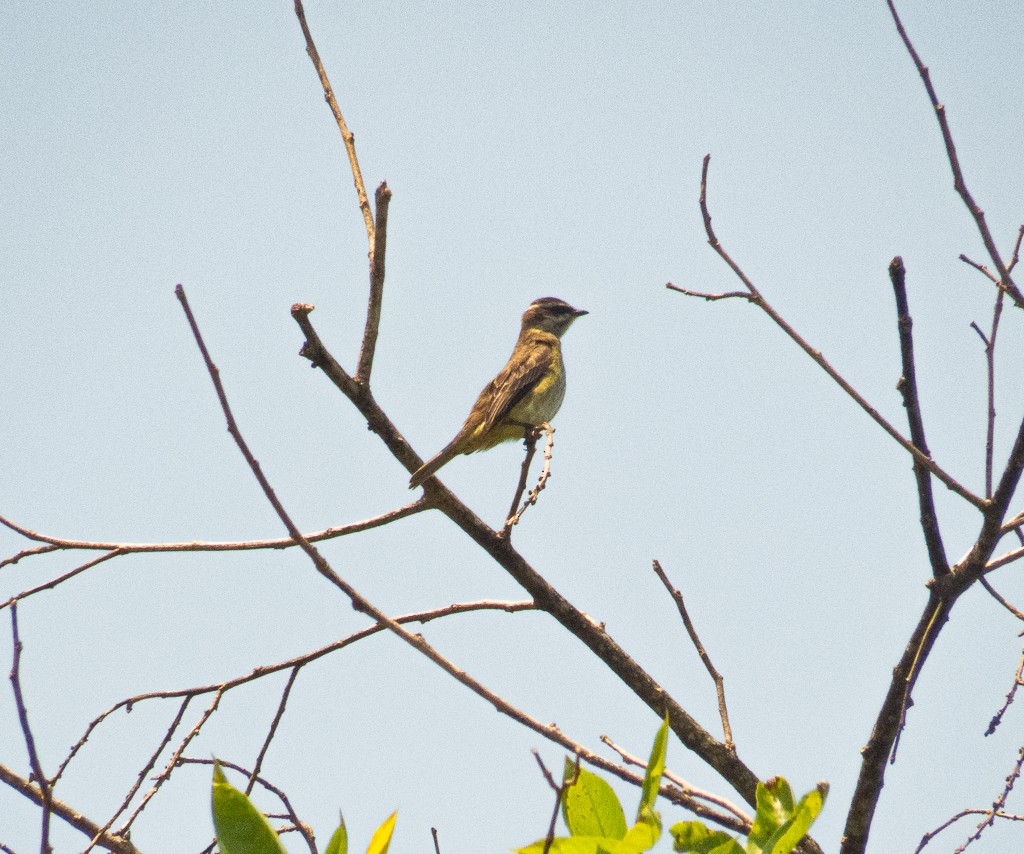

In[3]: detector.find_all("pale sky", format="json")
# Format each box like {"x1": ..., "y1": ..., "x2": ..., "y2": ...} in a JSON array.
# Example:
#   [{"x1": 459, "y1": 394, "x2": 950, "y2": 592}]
[{"x1": 4, "y1": 2, "x2": 1024, "y2": 852}]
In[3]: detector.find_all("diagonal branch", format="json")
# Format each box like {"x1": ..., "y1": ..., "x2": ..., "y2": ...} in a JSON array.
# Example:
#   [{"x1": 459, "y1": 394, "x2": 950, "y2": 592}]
[
  {"x1": 357, "y1": 181, "x2": 392, "y2": 384},
  {"x1": 8, "y1": 602, "x2": 52, "y2": 853},
  {"x1": 888, "y1": 256, "x2": 948, "y2": 576},
  {"x1": 885, "y1": 0, "x2": 1023, "y2": 308},
  {"x1": 0, "y1": 763, "x2": 139, "y2": 854},
  {"x1": 670, "y1": 155, "x2": 984, "y2": 511},
  {"x1": 293, "y1": 0, "x2": 373, "y2": 246},
  {"x1": 180, "y1": 284, "x2": 785, "y2": 840},
  {"x1": 291, "y1": 304, "x2": 806, "y2": 844},
  {"x1": 842, "y1": 591, "x2": 952, "y2": 853},
  {"x1": 652, "y1": 560, "x2": 733, "y2": 751}
]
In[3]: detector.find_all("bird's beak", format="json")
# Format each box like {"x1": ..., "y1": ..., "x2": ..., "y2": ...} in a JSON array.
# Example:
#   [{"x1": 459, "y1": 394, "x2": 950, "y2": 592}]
[{"x1": 573, "y1": 308, "x2": 589, "y2": 318}]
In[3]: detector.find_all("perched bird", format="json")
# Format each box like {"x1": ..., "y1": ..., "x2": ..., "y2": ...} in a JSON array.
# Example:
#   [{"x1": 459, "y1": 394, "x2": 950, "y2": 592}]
[{"x1": 409, "y1": 297, "x2": 588, "y2": 488}]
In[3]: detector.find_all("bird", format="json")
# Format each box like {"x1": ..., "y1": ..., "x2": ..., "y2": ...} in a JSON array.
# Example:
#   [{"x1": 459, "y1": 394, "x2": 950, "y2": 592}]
[{"x1": 409, "y1": 297, "x2": 588, "y2": 489}]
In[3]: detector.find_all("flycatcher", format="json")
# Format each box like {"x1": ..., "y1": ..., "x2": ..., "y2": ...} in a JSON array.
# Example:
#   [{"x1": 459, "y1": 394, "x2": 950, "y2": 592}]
[{"x1": 409, "y1": 297, "x2": 588, "y2": 488}]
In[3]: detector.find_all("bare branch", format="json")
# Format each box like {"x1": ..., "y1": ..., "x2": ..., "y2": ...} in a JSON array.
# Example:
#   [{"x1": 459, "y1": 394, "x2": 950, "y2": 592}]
[
  {"x1": 532, "y1": 750, "x2": 574, "y2": 854},
  {"x1": 292, "y1": 302, "x2": 783, "y2": 834},
  {"x1": 889, "y1": 256, "x2": 949, "y2": 575},
  {"x1": 673, "y1": 155, "x2": 985, "y2": 511},
  {"x1": 960, "y1": 254, "x2": 999, "y2": 285},
  {"x1": 181, "y1": 283, "x2": 784, "y2": 842},
  {"x1": 113, "y1": 690, "x2": 225, "y2": 841},
  {"x1": 1, "y1": 550, "x2": 124, "y2": 612},
  {"x1": 504, "y1": 425, "x2": 556, "y2": 534},
  {"x1": 601, "y1": 735, "x2": 751, "y2": 827},
  {"x1": 956, "y1": 746, "x2": 1024, "y2": 850},
  {"x1": 502, "y1": 427, "x2": 541, "y2": 538},
  {"x1": 979, "y1": 577, "x2": 1024, "y2": 623},
  {"x1": 886, "y1": 0, "x2": 1024, "y2": 308},
  {"x1": 0, "y1": 543, "x2": 59, "y2": 571},
  {"x1": 651, "y1": 560, "x2": 733, "y2": 751},
  {"x1": 246, "y1": 667, "x2": 301, "y2": 796},
  {"x1": 986, "y1": 544, "x2": 1024, "y2": 573},
  {"x1": 986, "y1": 647, "x2": 1024, "y2": 736},
  {"x1": 55, "y1": 600, "x2": 535, "y2": 785},
  {"x1": 0, "y1": 501, "x2": 429, "y2": 610},
  {"x1": 79, "y1": 697, "x2": 192, "y2": 851},
  {"x1": 179, "y1": 758, "x2": 315, "y2": 853},
  {"x1": 0, "y1": 764, "x2": 139, "y2": 854},
  {"x1": 8, "y1": 603, "x2": 52, "y2": 853},
  {"x1": 843, "y1": 593, "x2": 951, "y2": 853},
  {"x1": 292, "y1": 0, "x2": 373, "y2": 246},
  {"x1": 357, "y1": 181, "x2": 392, "y2": 384},
  {"x1": 914, "y1": 807, "x2": 1024, "y2": 853},
  {"x1": 665, "y1": 284, "x2": 754, "y2": 302}
]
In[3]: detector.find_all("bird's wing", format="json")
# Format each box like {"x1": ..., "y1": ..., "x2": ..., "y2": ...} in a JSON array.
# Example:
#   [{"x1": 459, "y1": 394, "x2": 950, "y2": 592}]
[{"x1": 479, "y1": 338, "x2": 554, "y2": 431}]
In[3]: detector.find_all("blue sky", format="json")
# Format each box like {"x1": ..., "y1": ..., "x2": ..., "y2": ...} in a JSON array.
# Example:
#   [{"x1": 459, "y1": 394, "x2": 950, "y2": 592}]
[{"x1": 3, "y1": 2, "x2": 1024, "y2": 852}]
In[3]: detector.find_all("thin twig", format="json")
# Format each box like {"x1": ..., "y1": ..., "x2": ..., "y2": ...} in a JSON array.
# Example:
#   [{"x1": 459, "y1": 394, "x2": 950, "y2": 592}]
[
  {"x1": 357, "y1": 182, "x2": 392, "y2": 384},
  {"x1": 114, "y1": 689, "x2": 225, "y2": 840},
  {"x1": 963, "y1": 256, "x2": 1005, "y2": 499},
  {"x1": 979, "y1": 577, "x2": 1024, "y2": 623},
  {"x1": 0, "y1": 502, "x2": 426, "y2": 557},
  {"x1": 502, "y1": 427, "x2": 541, "y2": 537},
  {"x1": 1, "y1": 503, "x2": 429, "y2": 611},
  {"x1": 0, "y1": 543, "x2": 60, "y2": 571},
  {"x1": 1, "y1": 550, "x2": 124, "y2": 611},
  {"x1": 889, "y1": 256, "x2": 948, "y2": 576},
  {"x1": 55, "y1": 600, "x2": 535, "y2": 785},
  {"x1": 431, "y1": 827, "x2": 441, "y2": 854},
  {"x1": 673, "y1": 154, "x2": 984, "y2": 510},
  {"x1": 80, "y1": 696, "x2": 192, "y2": 852},
  {"x1": 914, "y1": 807, "x2": 1024, "y2": 853},
  {"x1": 533, "y1": 751, "x2": 575, "y2": 854},
  {"x1": 8, "y1": 603, "x2": 51, "y2": 854},
  {"x1": 293, "y1": 0, "x2": 374, "y2": 246},
  {"x1": 246, "y1": 667, "x2": 301, "y2": 795},
  {"x1": 985, "y1": 647, "x2": 1024, "y2": 736},
  {"x1": 601, "y1": 735, "x2": 751, "y2": 826},
  {"x1": 956, "y1": 746, "x2": 1024, "y2": 850},
  {"x1": 665, "y1": 285, "x2": 753, "y2": 303},
  {"x1": 181, "y1": 757, "x2": 316, "y2": 853},
  {"x1": 504, "y1": 425, "x2": 556, "y2": 533},
  {"x1": 651, "y1": 560, "x2": 733, "y2": 751}
]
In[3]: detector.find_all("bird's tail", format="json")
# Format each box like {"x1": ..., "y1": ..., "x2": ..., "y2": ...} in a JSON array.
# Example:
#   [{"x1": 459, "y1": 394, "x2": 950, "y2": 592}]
[{"x1": 409, "y1": 439, "x2": 463, "y2": 489}]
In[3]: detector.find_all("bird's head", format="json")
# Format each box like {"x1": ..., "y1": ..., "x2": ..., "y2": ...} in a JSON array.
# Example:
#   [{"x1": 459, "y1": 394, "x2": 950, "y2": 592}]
[{"x1": 521, "y1": 297, "x2": 588, "y2": 338}]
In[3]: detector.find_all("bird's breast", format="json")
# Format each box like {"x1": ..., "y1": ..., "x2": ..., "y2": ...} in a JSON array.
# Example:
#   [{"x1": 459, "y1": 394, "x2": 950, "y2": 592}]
[{"x1": 510, "y1": 352, "x2": 566, "y2": 425}]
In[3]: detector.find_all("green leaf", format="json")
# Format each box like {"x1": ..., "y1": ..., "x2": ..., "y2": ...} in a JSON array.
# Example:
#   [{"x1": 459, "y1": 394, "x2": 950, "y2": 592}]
[
  {"x1": 366, "y1": 811, "x2": 397, "y2": 854},
  {"x1": 562, "y1": 761, "x2": 628, "y2": 840},
  {"x1": 620, "y1": 817, "x2": 660, "y2": 853},
  {"x1": 763, "y1": 783, "x2": 828, "y2": 854},
  {"x1": 516, "y1": 836, "x2": 616, "y2": 853},
  {"x1": 747, "y1": 777, "x2": 795, "y2": 846},
  {"x1": 638, "y1": 715, "x2": 670, "y2": 820},
  {"x1": 211, "y1": 760, "x2": 287, "y2": 854},
  {"x1": 325, "y1": 812, "x2": 348, "y2": 854},
  {"x1": 669, "y1": 821, "x2": 741, "y2": 853}
]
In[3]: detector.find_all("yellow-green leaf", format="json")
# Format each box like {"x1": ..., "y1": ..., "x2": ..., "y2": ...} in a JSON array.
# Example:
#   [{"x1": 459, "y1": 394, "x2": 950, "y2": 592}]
[
  {"x1": 366, "y1": 811, "x2": 397, "y2": 854},
  {"x1": 211, "y1": 761, "x2": 286, "y2": 854},
  {"x1": 325, "y1": 812, "x2": 348, "y2": 854},
  {"x1": 562, "y1": 762, "x2": 628, "y2": 840},
  {"x1": 639, "y1": 714, "x2": 669, "y2": 819}
]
